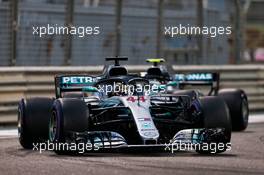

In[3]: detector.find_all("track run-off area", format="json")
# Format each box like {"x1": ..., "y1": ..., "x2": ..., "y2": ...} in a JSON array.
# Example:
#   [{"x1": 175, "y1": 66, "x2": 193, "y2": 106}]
[{"x1": 0, "y1": 114, "x2": 263, "y2": 175}]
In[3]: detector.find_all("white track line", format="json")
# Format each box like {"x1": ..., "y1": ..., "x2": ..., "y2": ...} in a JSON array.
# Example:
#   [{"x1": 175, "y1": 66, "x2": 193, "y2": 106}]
[
  {"x1": 248, "y1": 114, "x2": 264, "y2": 123},
  {"x1": 0, "y1": 129, "x2": 17, "y2": 138},
  {"x1": 0, "y1": 114, "x2": 263, "y2": 138}
]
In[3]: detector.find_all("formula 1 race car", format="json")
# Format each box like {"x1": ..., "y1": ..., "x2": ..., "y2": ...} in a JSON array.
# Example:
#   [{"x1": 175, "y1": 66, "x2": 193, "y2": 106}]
[
  {"x1": 18, "y1": 57, "x2": 232, "y2": 154},
  {"x1": 144, "y1": 59, "x2": 249, "y2": 131}
]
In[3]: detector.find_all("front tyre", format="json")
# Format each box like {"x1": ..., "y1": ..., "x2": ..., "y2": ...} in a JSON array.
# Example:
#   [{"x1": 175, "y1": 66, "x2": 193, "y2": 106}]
[
  {"x1": 218, "y1": 89, "x2": 249, "y2": 131},
  {"x1": 196, "y1": 96, "x2": 232, "y2": 154},
  {"x1": 18, "y1": 98, "x2": 53, "y2": 149}
]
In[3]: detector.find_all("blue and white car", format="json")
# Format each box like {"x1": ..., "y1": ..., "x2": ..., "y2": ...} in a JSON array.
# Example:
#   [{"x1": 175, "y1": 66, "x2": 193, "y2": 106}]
[{"x1": 18, "y1": 57, "x2": 233, "y2": 154}]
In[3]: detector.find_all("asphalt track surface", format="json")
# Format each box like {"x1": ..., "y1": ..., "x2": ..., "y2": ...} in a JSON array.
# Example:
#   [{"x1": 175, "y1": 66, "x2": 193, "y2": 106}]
[{"x1": 0, "y1": 117, "x2": 263, "y2": 175}]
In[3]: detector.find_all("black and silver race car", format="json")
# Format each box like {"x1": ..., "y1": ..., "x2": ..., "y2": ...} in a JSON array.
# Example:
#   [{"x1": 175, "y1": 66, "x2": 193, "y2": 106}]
[
  {"x1": 144, "y1": 58, "x2": 249, "y2": 131},
  {"x1": 18, "y1": 57, "x2": 232, "y2": 154}
]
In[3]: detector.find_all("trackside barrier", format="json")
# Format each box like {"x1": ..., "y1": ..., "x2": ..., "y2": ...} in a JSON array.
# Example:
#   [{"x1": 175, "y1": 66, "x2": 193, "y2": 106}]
[{"x1": 0, "y1": 65, "x2": 263, "y2": 124}]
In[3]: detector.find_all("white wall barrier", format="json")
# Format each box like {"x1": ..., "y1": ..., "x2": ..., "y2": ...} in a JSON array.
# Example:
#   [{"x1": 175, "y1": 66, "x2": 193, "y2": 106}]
[{"x1": 0, "y1": 65, "x2": 263, "y2": 124}]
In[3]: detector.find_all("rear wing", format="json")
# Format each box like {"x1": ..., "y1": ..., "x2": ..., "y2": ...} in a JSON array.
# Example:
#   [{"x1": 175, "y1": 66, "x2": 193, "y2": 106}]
[
  {"x1": 54, "y1": 75, "x2": 98, "y2": 98},
  {"x1": 170, "y1": 73, "x2": 220, "y2": 95}
]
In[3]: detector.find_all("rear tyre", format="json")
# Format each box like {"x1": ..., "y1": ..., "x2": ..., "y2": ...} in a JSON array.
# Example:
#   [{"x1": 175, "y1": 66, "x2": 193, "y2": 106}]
[
  {"x1": 49, "y1": 98, "x2": 89, "y2": 154},
  {"x1": 18, "y1": 98, "x2": 54, "y2": 149},
  {"x1": 196, "y1": 96, "x2": 231, "y2": 154},
  {"x1": 218, "y1": 89, "x2": 249, "y2": 131}
]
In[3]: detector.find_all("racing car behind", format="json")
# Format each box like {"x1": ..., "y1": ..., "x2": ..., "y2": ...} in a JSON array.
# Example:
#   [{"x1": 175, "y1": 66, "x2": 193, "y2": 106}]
[{"x1": 143, "y1": 59, "x2": 249, "y2": 131}]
